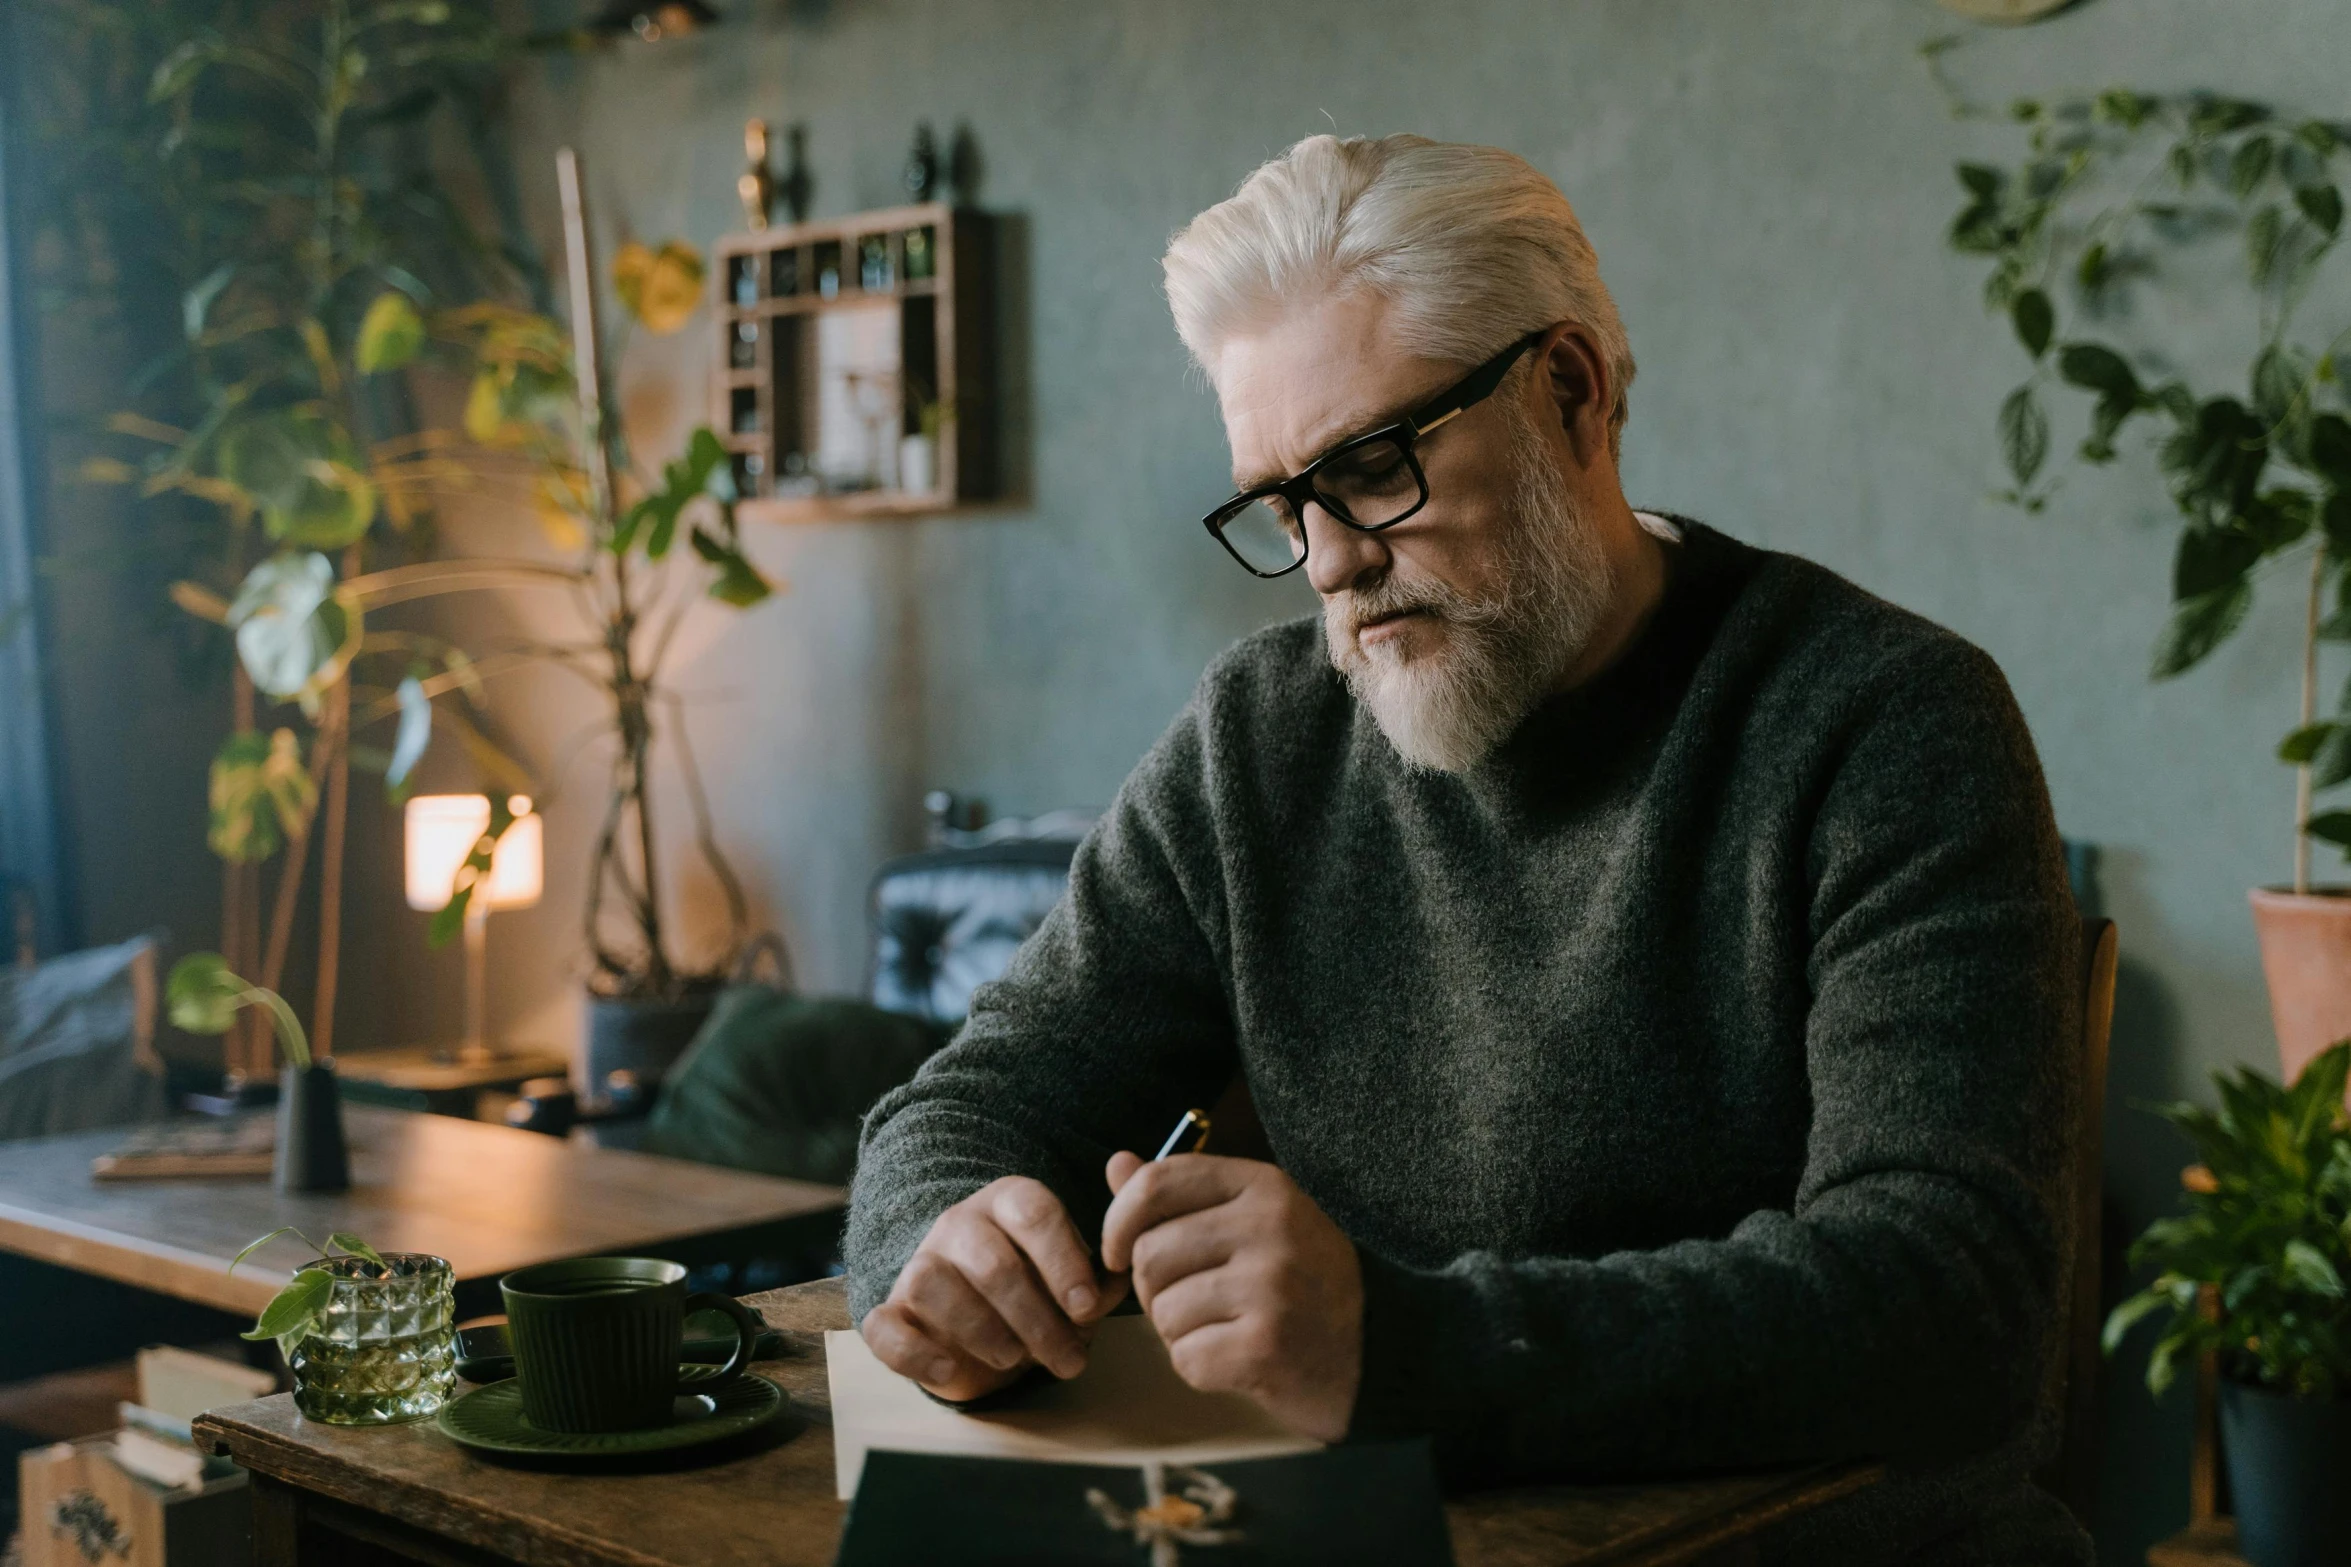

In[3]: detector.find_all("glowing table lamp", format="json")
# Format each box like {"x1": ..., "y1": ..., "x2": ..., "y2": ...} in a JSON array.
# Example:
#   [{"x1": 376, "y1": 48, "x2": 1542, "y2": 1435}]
[{"x1": 405, "y1": 795, "x2": 543, "y2": 1062}]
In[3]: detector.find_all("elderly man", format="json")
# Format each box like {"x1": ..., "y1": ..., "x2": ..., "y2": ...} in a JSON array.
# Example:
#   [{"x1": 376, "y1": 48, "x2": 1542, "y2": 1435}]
[{"x1": 847, "y1": 134, "x2": 2084, "y2": 1565}]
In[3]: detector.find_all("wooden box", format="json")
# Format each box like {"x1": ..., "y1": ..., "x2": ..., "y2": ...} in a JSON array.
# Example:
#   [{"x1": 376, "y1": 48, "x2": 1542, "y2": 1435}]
[{"x1": 18, "y1": 1438, "x2": 250, "y2": 1567}]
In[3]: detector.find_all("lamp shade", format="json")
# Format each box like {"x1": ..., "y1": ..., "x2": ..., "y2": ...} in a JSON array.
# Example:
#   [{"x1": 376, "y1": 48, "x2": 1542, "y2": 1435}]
[{"x1": 404, "y1": 795, "x2": 543, "y2": 913}]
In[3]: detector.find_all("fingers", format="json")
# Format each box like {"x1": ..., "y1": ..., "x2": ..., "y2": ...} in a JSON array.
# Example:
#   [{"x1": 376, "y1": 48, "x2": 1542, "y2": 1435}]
[
  {"x1": 1100, "y1": 1155, "x2": 1249, "y2": 1273},
  {"x1": 930, "y1": 1215, "x2": 1089, "y2": 1378},
  {"x1": 1143, "y1": 1261, "x2": 1244, "y2": 1346},
  {"x1": 897, "y1": 1248, "x2": 1033, "y2": 1371},
  {"x1": 983, "y1": 1178, "x2": 1110, "y2": 1323},
  {"x1": 1105, "y1": 1149, "x2": 1145, "y2": 1194},
  {"x1": 861, "y1": 1300, "x2": 1008, "y2": 1401},
  {"x1": 1127, "y1": 1208, "x2": 1238, "y2": 1310},
  {"x1": 1159, "y1": 1316, "x2": 1265, "y2": 1400}
]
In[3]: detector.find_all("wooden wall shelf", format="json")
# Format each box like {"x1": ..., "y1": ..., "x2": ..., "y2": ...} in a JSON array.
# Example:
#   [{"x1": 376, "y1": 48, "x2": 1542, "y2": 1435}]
[{"x1": 712, "y1": 201, "x2": 995, "y2": 524}]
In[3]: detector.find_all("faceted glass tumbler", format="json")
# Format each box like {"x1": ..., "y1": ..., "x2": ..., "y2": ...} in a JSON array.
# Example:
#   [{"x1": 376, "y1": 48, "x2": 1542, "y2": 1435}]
[{"x1": 288, "y1": 1253, "x2": 458, "y2": 1425}]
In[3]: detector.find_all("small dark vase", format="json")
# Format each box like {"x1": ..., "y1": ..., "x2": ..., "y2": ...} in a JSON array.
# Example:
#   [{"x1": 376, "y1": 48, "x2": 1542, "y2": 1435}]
[
  {"x1": 2219, "y1": 1375, "x2": 2351, "y2": 1567},
  {"x1": 582, "y1": 990, "x2": 717, "y2": 1109},
  {"x1": 275, "y1": 1063, "x2": 351, "y2": 1193}
]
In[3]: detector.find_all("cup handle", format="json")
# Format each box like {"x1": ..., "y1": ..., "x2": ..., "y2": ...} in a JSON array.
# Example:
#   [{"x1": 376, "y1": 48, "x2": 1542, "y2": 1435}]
[{"x1": 681, "y1": 1292, "x2": 762, "y2": 1389}]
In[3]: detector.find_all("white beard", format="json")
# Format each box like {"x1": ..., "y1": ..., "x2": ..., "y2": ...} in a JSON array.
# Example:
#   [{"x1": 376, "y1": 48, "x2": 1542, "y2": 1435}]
[{"x1": 1323, "y1": 407, "x2": 1615, "y2": 774}]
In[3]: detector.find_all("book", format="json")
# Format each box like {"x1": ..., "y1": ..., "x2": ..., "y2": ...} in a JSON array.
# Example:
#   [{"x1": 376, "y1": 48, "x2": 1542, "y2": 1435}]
[
  {"x1": 835, "y1": 1443, "x2": 1456, "y2": 1566},
  {"x1": 824, "y1": 1315, "x2": 1319, "y2": 1499},
  {"x1": 110, "y1": 1427, "x2": 213, "y2": 1493},
  {"x1": 92, "y1": 1116, "x2": 274, "y2": 1181},
  {"x1": 134, "y1": 1347, "x2": 277, "y2": 1422}
]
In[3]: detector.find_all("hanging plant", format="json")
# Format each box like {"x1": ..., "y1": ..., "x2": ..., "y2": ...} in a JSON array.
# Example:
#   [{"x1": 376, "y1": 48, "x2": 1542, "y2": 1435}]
[{"x1": 1938, "y1": 57, "x2": 2351, "y2": 887}]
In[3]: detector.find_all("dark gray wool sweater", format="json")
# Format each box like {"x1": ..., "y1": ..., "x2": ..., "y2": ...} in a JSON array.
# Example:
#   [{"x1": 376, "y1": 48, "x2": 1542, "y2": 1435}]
[{"x1": 847, "y1": 521, "x2": 2090, "y2": 1566}]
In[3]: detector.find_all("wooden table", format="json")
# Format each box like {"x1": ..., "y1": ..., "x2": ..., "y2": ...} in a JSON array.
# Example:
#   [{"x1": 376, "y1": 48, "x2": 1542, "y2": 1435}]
[
  {"x1": 195, "y1": 1278, "x2": 1881, "y2": 1567},
  {"x1": 0, "y1": 1107, "x2": 844, "y2": 1316}
]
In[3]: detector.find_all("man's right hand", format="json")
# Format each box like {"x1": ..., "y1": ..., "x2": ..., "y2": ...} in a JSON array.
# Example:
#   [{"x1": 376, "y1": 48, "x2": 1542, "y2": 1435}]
[{"x1": 859, "y1": 1176, "x2": 1126, "y2": 1402}]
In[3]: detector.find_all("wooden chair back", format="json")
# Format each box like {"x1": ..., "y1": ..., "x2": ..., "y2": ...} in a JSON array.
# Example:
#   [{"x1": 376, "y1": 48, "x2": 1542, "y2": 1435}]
[{"x1": 2038, "y1": 915, "x2": 2118, "y2": 1524}]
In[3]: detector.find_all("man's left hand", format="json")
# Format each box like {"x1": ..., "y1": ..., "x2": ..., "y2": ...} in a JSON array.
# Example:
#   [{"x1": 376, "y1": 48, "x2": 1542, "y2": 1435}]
[{"x1": 1099, "y1": 1150, "x2": 1363, "y2": 1442}]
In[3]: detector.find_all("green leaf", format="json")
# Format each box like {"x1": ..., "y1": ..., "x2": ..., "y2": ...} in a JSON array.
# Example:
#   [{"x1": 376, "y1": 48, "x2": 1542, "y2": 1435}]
[
  {"x1": 227, "y1": 553, "x2": 351, "y2": 698},
  {"x1": 326, "y1": 1233, "x2": 386, "y2": 1271},
  {"x1": 2174, "y1": 522, "x2": 2262, "y2": 599},
  {"x1": 356, "y1": 292, "x2": 426, "y2": 374},
  {"x1": 2280, "y1": 723, "x2": 2335, "y2": 763},
  {"x1": 2284, "y1": 1239, "x2": 2346, "y2": 1296},
  {"x1": 229, "y1": 1227, "x2": 317, "y2": 1275},
  {"x1": 240, "y1": 1267, "x2": 334, "y2": 1344},
  {"x1": 2314, "y1": 416, "x2": 2351, "y2": 486},
  {"x1": 2250, "y1": 204, "x2": 2287, "y2": 285},
  {"x1": 208, "y1": 727, "x2": 315, "y2": 863},
  {"x1": 2232, "y1": 136, "x2": 2277, "y2": 197},
  {"x1": 219, "y1": 412, "x2": 376, "y2": 549},
  {"x1": 2308, "y1": 811, "x2": 2351, "y2": 847},
  {"x1": 2255, "y1": 346, "x2": 2315, "y2": 461},
  {"x1": 387, "y1": 676, "x2": 430, "y2": 788},
  {"x1": 2152, "y1": 581, "x2": 2254, "y2": 678},
  {"x1": 167, "y1": 953, "x2": 247, "y2": 1035},
  {"x1": 2102, "y1": 1287, "x2": 2178, "y2": 1356},
  {"x1": 2011, "y1": 289, "x2": 2054, "y2": 359},
  {"x1": 2058, "y1": 343, "x2": 2140, "y2": 402},
  {"x1": 1957, "y1": 163, "x2": 2005, "y2": 201},
  {"x1": 2082, "y1": 395, "x2": 2137, "y2": 464},
  {"x1": 2316, "y1": 725, "x2": 2351, "y2": 789},
  {"x1": 426, "y1": 796, "x2": 517, "y2": 948},
  {"x1": 1998, "y1": 386, "x2": 2049, "y2": 487},
  {"x1": 689, "y1": 526, "x2": 773, "y2": 607},
  {"x1": 2077, "y1": 242, "x2": 2111, "y2": 294},
  {"x1": 2297, "y1": 184, "x2": 2344, "y2": 236}
]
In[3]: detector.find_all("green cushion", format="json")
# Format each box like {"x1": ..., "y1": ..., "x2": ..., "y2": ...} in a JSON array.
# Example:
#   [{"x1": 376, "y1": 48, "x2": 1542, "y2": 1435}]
[{"x1": 641, "y1": 988, "x2": 951, "y2": 1185}]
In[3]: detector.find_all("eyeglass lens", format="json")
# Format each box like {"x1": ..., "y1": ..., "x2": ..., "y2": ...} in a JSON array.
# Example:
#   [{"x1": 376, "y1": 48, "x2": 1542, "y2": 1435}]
[{"x1": 1215, "y1": 436, "x2": 1425, "y2": 574}]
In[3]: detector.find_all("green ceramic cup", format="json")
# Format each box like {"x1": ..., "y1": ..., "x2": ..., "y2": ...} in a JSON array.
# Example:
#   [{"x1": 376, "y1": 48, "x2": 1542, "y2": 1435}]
[{"x1": 499, "y1": 1257, "x2": 763, "y2": 1433}]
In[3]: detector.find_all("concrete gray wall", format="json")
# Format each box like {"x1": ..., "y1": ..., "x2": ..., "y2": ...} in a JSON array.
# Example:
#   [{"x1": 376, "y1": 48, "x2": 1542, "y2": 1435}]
[{"x1": 54, "y1": 0, "x2": 2341, "y2": 1556}]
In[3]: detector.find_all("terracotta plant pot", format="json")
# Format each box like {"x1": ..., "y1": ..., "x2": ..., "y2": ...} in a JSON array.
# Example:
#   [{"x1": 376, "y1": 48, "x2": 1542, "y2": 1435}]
[{"x1": 2250, "y1": 888, "x2": 2351, "y2": 1083}]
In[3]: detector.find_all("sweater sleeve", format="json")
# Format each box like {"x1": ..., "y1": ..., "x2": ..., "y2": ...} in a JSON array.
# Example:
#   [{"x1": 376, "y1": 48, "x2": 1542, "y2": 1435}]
[
  {"x1": 1346, "y1": 639, "x2": 2081, "y2": 1480},
  {"x1": 844, "y1": 698, "x2": 1240, "y2": 1321}
]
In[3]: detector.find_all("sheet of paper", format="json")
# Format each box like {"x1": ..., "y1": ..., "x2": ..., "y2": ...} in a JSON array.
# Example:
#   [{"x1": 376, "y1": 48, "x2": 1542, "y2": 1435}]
[{"x1": 824, "y1": 1316, "x2": 1323, "y2": 1498}]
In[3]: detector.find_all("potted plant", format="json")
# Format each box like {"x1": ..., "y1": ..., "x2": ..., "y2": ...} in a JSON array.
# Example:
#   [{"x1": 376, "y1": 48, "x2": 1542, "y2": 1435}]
[
  {"x1": 231, "y1": 1228, "x2": 457, "y2": 1424},
  {"x1": 165, "y1": 953, "x2": 350, "y2": 1192},
  {"x1": 399, "y1": 163, "x2": 775, "y2": 1093},
  {"x1": 25, "y1": 0, "x2": 543, "y2": 1080},
  {"x1": 2104, "y1": 1041, "x2": 2351, "y2": 1566},
  {"x1": 1939, "y1": 68, "x2": 2351, "y2": 1077}
]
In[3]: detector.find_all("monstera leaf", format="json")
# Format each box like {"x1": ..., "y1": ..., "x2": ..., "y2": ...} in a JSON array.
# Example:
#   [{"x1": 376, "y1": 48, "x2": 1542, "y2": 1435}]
[
  {"x1": 228, "y1": 553, "x2": 356, "y2": 697},
  {"x1": 356, "y1": 292, "x2": 426, "y2": 374},
  {"x1": 218, "y1": 410, "x2": 377, "y2": 548},
  {"x1": 207, "y1": 728, "x2": 315, "y2": 862}
]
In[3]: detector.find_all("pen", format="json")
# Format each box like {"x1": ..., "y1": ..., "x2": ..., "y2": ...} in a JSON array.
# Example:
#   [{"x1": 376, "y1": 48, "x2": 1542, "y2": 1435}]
[{"x1": 1153, "y1": 1107, "x2": 1212, "y2": 1160}]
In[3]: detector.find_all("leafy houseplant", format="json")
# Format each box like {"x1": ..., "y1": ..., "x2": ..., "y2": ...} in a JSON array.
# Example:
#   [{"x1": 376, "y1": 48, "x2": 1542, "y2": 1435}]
[
  {"x1": 167, "y1": 953, "x2": 349, "y2": 1191},
  {"x1": 230, "y1": 1228, "x2": 458, "y2": 1425},
  {"x1": 24, "y1": 0, "x2": 539, "y2": 1078},
  {"x1": 1940, "y1": 72, "x2": 2351, "y2": 1076},
  {"x1": 2103, "y1": 1042, "x2": 2351, "y2": 1565}
]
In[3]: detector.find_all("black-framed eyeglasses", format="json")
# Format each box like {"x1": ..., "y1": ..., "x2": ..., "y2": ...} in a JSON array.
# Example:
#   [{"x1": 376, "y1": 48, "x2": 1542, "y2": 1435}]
[{"x1": 1200, "y1": 329, "x2": 1543, "y2": 579}]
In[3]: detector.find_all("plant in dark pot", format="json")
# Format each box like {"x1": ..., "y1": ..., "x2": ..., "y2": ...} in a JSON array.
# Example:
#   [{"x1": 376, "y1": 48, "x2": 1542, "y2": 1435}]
[
  {"x1": 424, "y1": 154, "x2": 776, "y2": 1104},
  {"x1": 166, "y1": 954, "x2": 349, "y2": 1192},
  {"x1": 2104, "y1": 1041, "x2": 2351, "y2": 1567},
  {"x1": 1939, "y1": 69, "x2": 2351, "y2": 1076}
]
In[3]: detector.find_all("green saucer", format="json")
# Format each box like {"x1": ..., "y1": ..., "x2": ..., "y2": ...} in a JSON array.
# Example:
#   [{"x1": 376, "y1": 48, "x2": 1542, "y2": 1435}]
[{"x1": 436, "y1": 1365, "x2": 785, "y2": 1458}]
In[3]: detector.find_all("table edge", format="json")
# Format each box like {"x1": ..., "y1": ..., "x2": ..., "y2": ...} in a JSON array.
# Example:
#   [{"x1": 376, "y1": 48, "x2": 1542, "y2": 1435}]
[{"x1": 195, "y1": 1405, "x2": 684, "y2": 1567}]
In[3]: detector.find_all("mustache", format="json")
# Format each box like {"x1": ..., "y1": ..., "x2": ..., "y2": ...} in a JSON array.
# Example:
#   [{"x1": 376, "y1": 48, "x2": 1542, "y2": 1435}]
[{"x1": 1328, "y1": 571, "x2": 1502, "y2": 641}]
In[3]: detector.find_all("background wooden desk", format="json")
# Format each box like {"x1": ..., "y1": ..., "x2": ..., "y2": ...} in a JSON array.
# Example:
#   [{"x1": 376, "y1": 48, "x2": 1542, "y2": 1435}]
[
  {"x1": 0, "y1": 1107, "x2": 845, "y2": 1316},
  {"x1": 195, "y1": 1277, "x2": 1880, "y2": 1567}
]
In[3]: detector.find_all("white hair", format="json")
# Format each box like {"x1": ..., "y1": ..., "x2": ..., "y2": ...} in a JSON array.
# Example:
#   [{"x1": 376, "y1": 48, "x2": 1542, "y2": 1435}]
[{"x1": 1162, "y1": 134, "x2": 1635, "y2": 454}]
